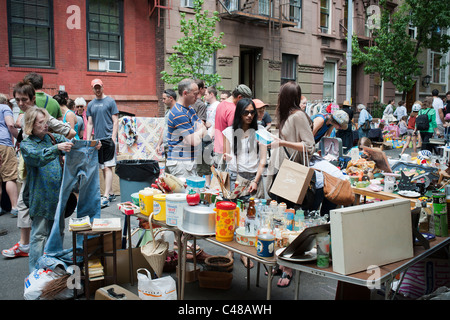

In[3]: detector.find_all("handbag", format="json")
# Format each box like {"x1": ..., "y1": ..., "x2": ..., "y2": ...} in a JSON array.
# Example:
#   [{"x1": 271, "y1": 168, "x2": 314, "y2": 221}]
[
  {"x1": 229, "y1": 153, "x2": 264, "y2": 200},
  {"x1": 317, "y1": 169, "x2": 355, "y2": 206},
  {"x1": 48, "y1": 133, "x2": 77, "y2": 218},
  {"x1": 362, "y1": 119, "x2": 371, "y2": 131}
]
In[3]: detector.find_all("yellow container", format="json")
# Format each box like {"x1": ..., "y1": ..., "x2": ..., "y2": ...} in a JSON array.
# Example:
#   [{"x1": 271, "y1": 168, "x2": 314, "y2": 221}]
[
  {"x1": 214, "y1": 201, "x2": 240, "y2": 242},
  {"x1": 139, "y1": 188, "x2": 154, "y2": 216},
  {"x1": 153, "y1": 194, "x2": 167, "y2": 221}
]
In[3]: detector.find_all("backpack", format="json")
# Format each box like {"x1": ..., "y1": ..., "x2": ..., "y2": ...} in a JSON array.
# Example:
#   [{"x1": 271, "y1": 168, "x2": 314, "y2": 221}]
[{"x1": 415, "y1": 109, "x2": 430, "y2": 131}]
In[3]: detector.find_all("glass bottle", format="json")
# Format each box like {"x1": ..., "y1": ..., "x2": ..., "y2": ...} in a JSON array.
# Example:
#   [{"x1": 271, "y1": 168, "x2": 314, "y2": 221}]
[{"x1": 245, "y1": 198, "x2": 257, "y2": 236}]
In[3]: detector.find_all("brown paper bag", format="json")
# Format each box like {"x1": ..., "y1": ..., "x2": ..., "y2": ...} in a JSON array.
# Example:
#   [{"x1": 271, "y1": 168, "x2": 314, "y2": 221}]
[
  {"x1": 269, "y1": 158, "x2": 314, "y2": 204},
  {"x1": 210, "y1": 170, "x2": 230, "y2": 192}
]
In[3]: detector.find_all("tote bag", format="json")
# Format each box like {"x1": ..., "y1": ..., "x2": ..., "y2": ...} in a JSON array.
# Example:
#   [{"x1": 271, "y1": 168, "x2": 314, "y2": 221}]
[{"x1": 270, "y1": 145, "x2": 314, "y2": 205}]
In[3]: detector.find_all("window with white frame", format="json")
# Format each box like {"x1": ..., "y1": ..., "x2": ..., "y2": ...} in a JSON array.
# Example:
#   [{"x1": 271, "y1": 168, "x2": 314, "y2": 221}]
[
  {"x1": 87, "y1": 0, "x2": 123, "y2": 72},
  {"x1": 320, "y1": 0, "x2": 330, "y2": 33},
  {"x1": 7, "y1": 0, "x2": 54, "y2": 67},
  {"x1": 289, "y1": 0, "x2": 302, "y2": 28},
  {"x1": 323, "y1": 61, "x2": 336, "y2": 100},
  {"x1": 196, "y1": 52, "x2": 216, "y2": 77},
  {"x1": 429, "y1": 51, "x2": 447, "y2": 84},
  {"x1": 181, "y1": 0, "x2": 194, "y2": 8},
  {"x1": 281, "y1": 54, "x2": 297, "y2": 85}
]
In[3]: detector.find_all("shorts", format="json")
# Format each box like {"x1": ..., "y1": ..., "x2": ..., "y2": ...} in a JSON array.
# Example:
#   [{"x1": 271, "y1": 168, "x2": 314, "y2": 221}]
[
  {"x1": 98, "y1": 138, "x2": 116, "y2": 169},
  {"x1": 406, "y1": 129, "x2": 418, "y2": 137},
  {"x1": 0, "y1": 145, "x2": 18, "y2": 182}
]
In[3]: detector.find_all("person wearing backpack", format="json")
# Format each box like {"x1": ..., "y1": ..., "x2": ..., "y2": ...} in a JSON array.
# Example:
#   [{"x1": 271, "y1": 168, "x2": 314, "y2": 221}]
[{"x1": 416, "y1": 97, "x2": 440, "y2": 152}]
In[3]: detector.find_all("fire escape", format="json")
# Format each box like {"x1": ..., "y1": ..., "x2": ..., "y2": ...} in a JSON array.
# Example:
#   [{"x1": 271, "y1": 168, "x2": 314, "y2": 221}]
[
  {"x1": 148, "y1": 0, "x2": 173, "y2": 27},
  {"x1": 217, "y1": 0, "x2": 298, "y2": 60}
]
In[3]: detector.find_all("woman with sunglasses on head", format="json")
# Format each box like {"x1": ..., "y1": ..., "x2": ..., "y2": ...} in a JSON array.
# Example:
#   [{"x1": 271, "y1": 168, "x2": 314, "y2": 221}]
[{"x1": 222, "y1": 98, "x2": 268, "y2": 195}]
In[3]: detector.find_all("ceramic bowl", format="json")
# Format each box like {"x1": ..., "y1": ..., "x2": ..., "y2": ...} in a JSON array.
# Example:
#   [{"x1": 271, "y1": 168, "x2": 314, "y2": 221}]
[{"x1": 235, "y1": 227, "x2": 256, "y2": 247}]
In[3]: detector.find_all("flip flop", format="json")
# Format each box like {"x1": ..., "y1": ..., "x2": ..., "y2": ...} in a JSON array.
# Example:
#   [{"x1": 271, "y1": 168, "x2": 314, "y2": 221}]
[
  {"x1": 240, "y1": 255, "x2": 254, "y2": 269},
  {"x1": 277, "y1": 271, "x2": 293, "y2": 288},
  {"x1": 265, "y1": 266, "x2": 282, "y2": 276}
]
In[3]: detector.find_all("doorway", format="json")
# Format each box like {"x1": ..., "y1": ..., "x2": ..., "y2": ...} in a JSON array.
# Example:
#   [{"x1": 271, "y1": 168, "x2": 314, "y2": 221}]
[{"x1": 240, "y1": 46, "x2": 262, "y2": 98}]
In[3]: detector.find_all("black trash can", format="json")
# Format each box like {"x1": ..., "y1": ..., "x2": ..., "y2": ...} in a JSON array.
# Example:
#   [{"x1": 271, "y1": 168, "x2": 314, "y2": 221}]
[{"x1": 115, "y1": 160, "x2": 160, "y2": 203}]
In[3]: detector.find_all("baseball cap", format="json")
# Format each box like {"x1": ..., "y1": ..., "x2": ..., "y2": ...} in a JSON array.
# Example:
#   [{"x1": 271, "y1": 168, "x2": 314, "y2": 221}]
[
  {"x1": 234, "y1": 84, "x2": 252, "y2": 98},
  {"x1": 253, "y1": 99, "x2": 268, "y2": 109},
  {"x1": 91, "y1": 79, "x2": 103, "y2": 88},
  {"x1": 412, "y1": 103, "x2": 421, "y2": 112},
  {"x1": 332, "y1": 110, "x2": 349, "y2": 130}
]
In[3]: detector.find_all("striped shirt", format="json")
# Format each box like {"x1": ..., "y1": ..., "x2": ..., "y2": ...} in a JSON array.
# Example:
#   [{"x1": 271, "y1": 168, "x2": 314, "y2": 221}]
[{"x1": 167, "y1": 103, "x2": 201, "y2": 161}]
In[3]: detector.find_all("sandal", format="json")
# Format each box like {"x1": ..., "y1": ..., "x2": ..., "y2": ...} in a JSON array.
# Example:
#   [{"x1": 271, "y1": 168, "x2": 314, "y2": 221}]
[
  {"x1": 240, "y1": 255, "x2": 254, "y2": 269},
  {"x1": 277, "y1": 271, "x2": 293, "y2": 288},
  {"x1": 265, "y1": 266, "x2": 282, "y2": 277}
]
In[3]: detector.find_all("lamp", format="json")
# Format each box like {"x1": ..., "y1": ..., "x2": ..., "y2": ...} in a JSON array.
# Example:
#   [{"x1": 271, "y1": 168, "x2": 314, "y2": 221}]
[{"x1": 422, "y1": 75, "x2": 431, "y2": 88}]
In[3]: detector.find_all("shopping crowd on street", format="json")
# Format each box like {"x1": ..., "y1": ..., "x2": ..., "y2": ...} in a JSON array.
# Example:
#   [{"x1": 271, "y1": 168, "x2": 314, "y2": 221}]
[{"x1": 0, "y1": 71, "x2": 449, "y2": 293}]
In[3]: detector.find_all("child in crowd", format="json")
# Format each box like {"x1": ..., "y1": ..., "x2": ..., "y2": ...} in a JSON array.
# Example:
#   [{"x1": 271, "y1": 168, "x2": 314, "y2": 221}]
[
  {"x1": 399, "y1": 115, "x2": 408, "y2": 137},
  {"x1": 357, "y1": 136, "x2": 373, "y2": 150},
  {"x1": 400, "y1": 103, "x2": 421, "y2": 156}
]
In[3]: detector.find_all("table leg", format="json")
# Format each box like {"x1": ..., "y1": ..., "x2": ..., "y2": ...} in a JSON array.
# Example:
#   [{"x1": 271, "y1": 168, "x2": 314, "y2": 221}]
[
  {"x1": 126, "y1": 216, "x2": 134, "y2": 286},
  {"x1": 294, "y1": 270, "x2": 300, "y2": 300},
  {"x1": 247, "y1": 259, "x2": 251, "y2": 289},
  {"x1": 266, "y1": 265, "x2": 273, "y2": 300},
  {"x1": 176, "y1": 231, "x2": 182, "y2": 300},
  {"x1": 180, "y1": 235, "x2": 187, "y2": 300},
  {"x1": 256, "y1": 262, "x2": 260, "y2": 287}
]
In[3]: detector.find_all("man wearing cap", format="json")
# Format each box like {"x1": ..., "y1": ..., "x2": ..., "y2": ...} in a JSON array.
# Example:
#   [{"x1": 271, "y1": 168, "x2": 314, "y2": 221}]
[
  {"x1": 311, "y1": 110, "x2": 349, "y2": 144},
  {"x1": 336, "y1": 101, "x2": 354, "y2": 153},
  {"x1": 253, "y1": 99, "x2": 272, "y2": 130},
  {"x1": 213, "y1": 84, "x2": 252, "y2": 169},
  {"x1": 86, "y1": 79, "x2": 119, "y2": 208}
]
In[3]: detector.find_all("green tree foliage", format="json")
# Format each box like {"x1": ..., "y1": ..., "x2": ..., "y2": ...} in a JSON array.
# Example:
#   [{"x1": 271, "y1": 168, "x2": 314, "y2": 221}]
[
  {"x1": 161, "y1": 0, "x2": 226, "y2": 87},
  {"x1": 352, "y1": 0, "x2": 450, "y2": 95}
]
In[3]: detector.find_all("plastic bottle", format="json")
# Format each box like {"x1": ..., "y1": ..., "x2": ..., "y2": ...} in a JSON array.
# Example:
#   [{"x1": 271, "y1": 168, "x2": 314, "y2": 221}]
[{"x1": 294, "y1": 209, "x2": 305, "y2": 231}]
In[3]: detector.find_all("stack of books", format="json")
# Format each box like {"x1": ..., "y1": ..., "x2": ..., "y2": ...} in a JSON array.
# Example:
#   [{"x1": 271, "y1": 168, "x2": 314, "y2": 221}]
[
  {"x1": 87, "y1": 259, "x2": 104, "y2": 281},
  {"x1": 91, "y1": 218, "x2": 122, "y2": 232},
  {"x1": 68, "y1": 216, "x2": 91, "y2": 231}
]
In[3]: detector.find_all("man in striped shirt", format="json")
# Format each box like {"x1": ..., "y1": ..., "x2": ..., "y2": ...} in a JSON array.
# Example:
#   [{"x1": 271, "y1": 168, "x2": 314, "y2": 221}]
[{"x1": 166, "y1": 79, "x2": 207, "y2": 178}]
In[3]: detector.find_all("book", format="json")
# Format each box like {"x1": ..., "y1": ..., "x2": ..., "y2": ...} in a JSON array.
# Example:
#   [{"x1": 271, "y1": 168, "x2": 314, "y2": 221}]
[
  {"x1": 69, "y1": 216, "x2": 91, "y2": 231},
  {"x1": 91, "y1": 218, "x2": 122, "y2": 232},
  {"x1": 86, "y1": 259, "x2": 104, "y2": 281}
]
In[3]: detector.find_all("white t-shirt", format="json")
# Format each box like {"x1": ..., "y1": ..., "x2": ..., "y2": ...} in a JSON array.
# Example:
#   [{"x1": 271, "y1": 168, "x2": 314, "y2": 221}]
[
  {"x1": 205, "y1": 100, "x2": 219, "y2": 137},
  {"x1": 222, "y1": 125, "x2": 265, "y2": 173},
  {"x1": 433, "y1": 97, "x2": 444, "y2": 125}
]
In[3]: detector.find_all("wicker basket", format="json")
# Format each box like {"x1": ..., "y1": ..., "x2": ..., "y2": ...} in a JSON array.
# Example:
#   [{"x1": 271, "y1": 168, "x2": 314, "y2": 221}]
[
  {"x1": 198, "y1": 271, "x2": 233, "y2": 290},
  {"x1": 204, "y1": 255, "x2": 234, "y2": 272},
  {"x1": 141, "y1": 213, "x2": 168, "y2": 278}
]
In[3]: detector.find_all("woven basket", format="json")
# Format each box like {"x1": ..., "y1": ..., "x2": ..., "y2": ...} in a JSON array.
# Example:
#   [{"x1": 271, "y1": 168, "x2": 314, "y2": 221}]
[
  {"x1": 204, "y1": 255, "x2": 234, "y2": 272},
  {"x1": 141, "y1": 213, "x2": 169, "y2": 278}
]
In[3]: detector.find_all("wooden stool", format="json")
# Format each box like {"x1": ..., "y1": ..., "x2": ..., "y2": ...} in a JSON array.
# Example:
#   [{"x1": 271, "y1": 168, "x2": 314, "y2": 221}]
[{"x1": 72, "y1": 230, "x2": 118, "y2": 300}]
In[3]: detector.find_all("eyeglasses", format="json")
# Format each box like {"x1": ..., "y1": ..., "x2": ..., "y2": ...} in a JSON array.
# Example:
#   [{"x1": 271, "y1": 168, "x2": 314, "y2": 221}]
[
  {"x1": 76, "y1": 106, "x2": 84, "y2": 108},
  {"x1": 243, "y1": 110, "x2": 256, "y2": 116}
]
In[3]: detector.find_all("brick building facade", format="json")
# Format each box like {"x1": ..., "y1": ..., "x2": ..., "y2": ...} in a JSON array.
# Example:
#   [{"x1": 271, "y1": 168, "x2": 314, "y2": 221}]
[{"x1": 0, "y1": 0, "x2": 163, "y2": 117}]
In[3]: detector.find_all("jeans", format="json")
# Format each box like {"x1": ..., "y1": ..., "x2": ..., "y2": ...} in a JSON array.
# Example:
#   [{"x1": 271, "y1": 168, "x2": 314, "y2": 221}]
[
  {"x1": 45, "y1": 140, "x2": 101, "y2": 254},
  {"x1": 29, "y1": 216, "x2": 59, "y2": 273}
]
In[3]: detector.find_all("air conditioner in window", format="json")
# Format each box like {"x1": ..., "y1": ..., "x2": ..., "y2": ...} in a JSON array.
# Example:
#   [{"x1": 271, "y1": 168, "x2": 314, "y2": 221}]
[{"x1": 106, "y1": 60, "x2": 122, "y2": 72}]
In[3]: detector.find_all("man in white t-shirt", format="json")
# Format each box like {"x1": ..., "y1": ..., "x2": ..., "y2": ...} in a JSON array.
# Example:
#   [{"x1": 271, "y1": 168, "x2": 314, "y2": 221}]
[
  {"x1": 432, "y1": 89, "x2": 445, "y2": 137},
  {"x1": 204, "y1": 87, "x2": 219, "y2": 138}
]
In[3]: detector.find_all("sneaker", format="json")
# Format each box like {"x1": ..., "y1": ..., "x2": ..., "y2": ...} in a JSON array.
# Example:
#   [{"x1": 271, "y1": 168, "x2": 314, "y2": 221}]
[
  {"x1": 10, "y1": 208, "x2": 18, "y2": 217},
  {"x1": 101, "y1": 196, "x2": 110, "y2": 208},
  {"x1": 2, "y1": 242, "x2": 29, "y2": 258},
  {"x1": 108, "y1": 194, "x2": 117, "y2": 202}
]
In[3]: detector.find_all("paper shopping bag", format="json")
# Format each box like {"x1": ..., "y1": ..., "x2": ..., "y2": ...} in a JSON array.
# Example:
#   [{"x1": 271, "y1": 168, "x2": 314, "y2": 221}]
[{"x1": 270, "y1": 158, "x2": 315, "y2": 205}]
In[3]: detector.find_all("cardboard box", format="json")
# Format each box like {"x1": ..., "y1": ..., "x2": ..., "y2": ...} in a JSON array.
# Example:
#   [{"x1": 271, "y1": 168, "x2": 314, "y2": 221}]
[{"x1": 330, "y1": 199, "x2": 414, "y2": 275}]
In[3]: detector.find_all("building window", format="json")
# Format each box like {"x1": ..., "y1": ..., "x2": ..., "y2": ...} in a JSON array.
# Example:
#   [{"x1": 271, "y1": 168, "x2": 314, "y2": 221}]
[
  {"x1": 320, "y1": 0, "x2": 330, "y2": 33},
  {"x1": 181, "y1": 0, "x2": 194, "y2": 8},
  {"x1": 7, "y1": 0, "x2": 54, "y2": 68},
  {"x1": 87, "y1": 0, "x2": 123, "y2": 72},
  {"x1": 323, "y1": 61, "x2": 336, "y2": 101},
  {"x1": 289, "y1": 0, "x2": 302, "y2": 28},
  {"x1": 430, "y1": 51, "x2": 447, "y2": 84},
  {"x1": 196, "y1": 52, "x2": 216, "y2": 76},
  {"x1": 259, "y1": 0, "x2": 270, "y2": 16},
  {"x1": 281, "y1": 54, "x2": 297, "y2": 85}
]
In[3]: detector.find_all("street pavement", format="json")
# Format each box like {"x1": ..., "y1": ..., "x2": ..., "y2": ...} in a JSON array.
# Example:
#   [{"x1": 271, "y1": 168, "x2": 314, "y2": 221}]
[{"x1": 0, "y1": 146, "x2": 405, "y2": 301}]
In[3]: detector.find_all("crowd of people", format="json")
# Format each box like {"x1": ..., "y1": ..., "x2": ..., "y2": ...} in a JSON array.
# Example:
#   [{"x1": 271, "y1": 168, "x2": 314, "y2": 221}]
[{"x1": 1, "y1": 70, "x2": 449, "y2": 287}]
